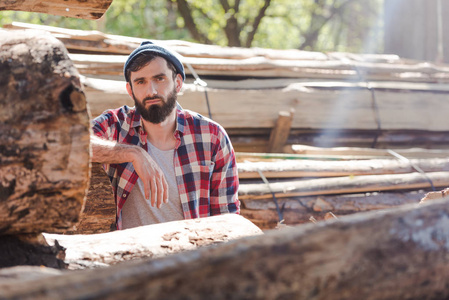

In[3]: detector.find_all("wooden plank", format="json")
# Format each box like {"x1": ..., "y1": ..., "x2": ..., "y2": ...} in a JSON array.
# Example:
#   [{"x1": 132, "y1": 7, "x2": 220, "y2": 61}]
[
  {"x1": 238, "y1": 171, "x2": 449, "y2": 200},
  {"x1": 266, "y1": 110, "x2": 294, "y2": 153},
  {"x1": 82, "y1": 76, "x2": 449, "y2": 132},
  {"x1": 287, "y1": 144, "x2": 449, "y2": 158},
  {"x1": 0, "y1": 0, "x2": 112, "y2": 20},
  {"x1": 238, "y1": 157, "x2": 449, "y2": 179}
]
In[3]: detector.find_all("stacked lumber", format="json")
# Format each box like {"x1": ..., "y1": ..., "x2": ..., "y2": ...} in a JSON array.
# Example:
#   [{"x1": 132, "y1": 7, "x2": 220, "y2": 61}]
[
  {"x1": 4, "y1": 22, "x2": 444, "y2": 231},
  {"x1": 4, "y1": 22, "x2": 449, "y2": 151},
  {"x1": 237, "y1": 146, "x2": 449, "y2": 229}
]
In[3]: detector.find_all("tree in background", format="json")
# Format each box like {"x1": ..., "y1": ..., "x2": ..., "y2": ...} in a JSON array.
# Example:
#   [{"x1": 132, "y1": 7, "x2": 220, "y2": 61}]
[{"x1": 0, "y1": 0, "x2": 383, "y2": 53}]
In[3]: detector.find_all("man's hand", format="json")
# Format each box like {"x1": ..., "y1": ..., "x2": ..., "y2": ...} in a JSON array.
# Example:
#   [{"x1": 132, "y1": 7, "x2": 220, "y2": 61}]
[
  {"x1": 130, "y1": 147, "x2": 169, "y2": 208},
  {"x1": 91, "y1": 135, "x2": 168, "y2": 208}
]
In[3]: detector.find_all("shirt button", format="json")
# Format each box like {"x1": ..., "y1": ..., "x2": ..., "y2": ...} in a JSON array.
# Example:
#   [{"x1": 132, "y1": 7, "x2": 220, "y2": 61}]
[{"x1": 123, "y1": 193, "x2": 127, "y2": 198}]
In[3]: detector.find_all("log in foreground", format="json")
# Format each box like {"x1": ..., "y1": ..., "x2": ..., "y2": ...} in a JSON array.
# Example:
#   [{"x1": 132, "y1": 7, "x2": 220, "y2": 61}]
[
  {"x1": 0, "y1": 30, "x2": 90, "y2": 235},
  {"x1": 2, "y1": 198, "x2": 449, "y2": 299},
  {"x1": 44, "y1": 214, "x2": 263, "y2": 269},
  {"x1": 0, "y1": 0, "x2": 113, "y2": 20}
]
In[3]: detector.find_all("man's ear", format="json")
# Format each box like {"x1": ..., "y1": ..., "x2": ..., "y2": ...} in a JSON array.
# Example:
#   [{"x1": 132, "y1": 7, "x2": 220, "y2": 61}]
[
  {"x1": 175, "y1": 74, "x2": 183, "y2": 93},
  {"x1": 126, "y1": 82, "x2": 133, "y2": 98}
]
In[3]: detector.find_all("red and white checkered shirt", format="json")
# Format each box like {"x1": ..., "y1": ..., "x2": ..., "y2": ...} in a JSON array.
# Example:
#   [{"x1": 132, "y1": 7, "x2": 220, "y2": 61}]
[{"x1": 92, "y1": 104, "x2": 240, "y2": 229}]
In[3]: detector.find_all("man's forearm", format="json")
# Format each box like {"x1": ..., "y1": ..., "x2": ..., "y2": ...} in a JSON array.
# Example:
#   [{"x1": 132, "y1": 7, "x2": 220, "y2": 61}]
[{"x1": 91, "y1": 135, "x2": 142, "y2": 164}]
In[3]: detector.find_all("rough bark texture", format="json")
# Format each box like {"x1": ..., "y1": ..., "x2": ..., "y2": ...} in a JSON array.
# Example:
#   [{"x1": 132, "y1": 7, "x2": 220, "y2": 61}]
[
  {"x1": 0, "y1": 0, "x2": 113, "y2": 19},
  {"x1": 0, "y1": 215, "x2": 262, "y2": 270},
  {"x1": 241, "y1": 191, "x2": 424, "y2": 229},
  {"x1": 45, "y1": 214, "x2": 263, "y2": 269},
  {"x1": 0, "y1": 30, "x2": 90, "y2": 235},
  {"x1": 2, "y1": 199, "x2": 449, "y2": 299},
  {"x1": 68, "y1": 162, "x2": 116, "y2": 234}
]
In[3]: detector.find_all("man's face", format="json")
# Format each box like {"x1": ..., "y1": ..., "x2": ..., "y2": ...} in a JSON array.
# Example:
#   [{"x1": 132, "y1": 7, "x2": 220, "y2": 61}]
[{"x1": 126, "y1": 56, "x2": 182, "y2": 124}]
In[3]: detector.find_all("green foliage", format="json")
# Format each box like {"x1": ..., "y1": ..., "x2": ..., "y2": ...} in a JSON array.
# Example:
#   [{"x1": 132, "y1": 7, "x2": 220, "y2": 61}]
[{"x1": 0, "y1": 0, "x2": 384, "y2": 53}]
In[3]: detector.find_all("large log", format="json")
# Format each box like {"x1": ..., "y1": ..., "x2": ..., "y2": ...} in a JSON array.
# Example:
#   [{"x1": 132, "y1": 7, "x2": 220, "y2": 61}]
[
  {"x1": 0, "y1": 30, "x2": 90, "y2": 235},
  {"x1": 2, "y1": 198, "x2": 449, "y2": 299},
  {"x1": 44, "y1": 214, "x2": 263, "y2": 270},
  {"x1": 0, "y1": 215, "x2": 262, "y2": 270},
  {"x1": 0, "y1": 0, "x2": 113, "y2": 20}
]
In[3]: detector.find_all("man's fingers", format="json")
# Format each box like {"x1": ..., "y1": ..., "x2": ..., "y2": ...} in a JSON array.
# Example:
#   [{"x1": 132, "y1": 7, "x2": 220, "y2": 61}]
[
  {"x1": 149, "y1": 177, "x2": 157, "y2": 207},
  {"x1": 143, "y1": 179, "x2": 150, "y2": 200},
  {"x1": 163, "y1": 176, "x2": 168, "y2": 203},
  {"x1": 156, "y1": 176, "x2": 164, "y2": 208},
  {"x1": 163, "y1": 177, "x2": 169, "y2": 204}
]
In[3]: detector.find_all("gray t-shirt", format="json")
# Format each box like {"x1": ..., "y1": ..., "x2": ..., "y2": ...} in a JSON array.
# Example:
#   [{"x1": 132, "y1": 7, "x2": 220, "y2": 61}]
[{"x1": 121, "y1": 141, "x2": 183, "y2": 229}]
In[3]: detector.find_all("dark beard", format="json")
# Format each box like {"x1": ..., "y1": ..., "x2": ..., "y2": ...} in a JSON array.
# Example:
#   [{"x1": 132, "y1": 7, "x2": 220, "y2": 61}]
[{"x1": 133, "y1": 88, "x2": 177, "y2": 124}]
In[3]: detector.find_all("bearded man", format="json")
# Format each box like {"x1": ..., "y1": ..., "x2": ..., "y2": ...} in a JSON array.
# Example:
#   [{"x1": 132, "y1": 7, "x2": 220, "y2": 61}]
[{"x1": 91, "y1": 42, "x2": 240, "y2": 230}]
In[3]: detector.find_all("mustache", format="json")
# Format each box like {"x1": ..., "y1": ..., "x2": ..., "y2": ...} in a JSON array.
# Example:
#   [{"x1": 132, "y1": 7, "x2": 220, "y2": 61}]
[{"x1": 143, "y1": 95, "x2": 163, "y2": 101}]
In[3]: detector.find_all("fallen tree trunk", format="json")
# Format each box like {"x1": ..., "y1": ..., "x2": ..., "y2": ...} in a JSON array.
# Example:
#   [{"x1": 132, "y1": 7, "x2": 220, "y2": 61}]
[
  {"x1": 0, "y1": 30, "x2": 90, "y2": 235},
  {"x1": 2, "y1": 198, "x2": 449, "y2": 299},
  {"x1": 0, "y1": 215, "x2": 262, "y2": 270},
  {"x1": 238, "y1": 171, "x2": 449, "y2": 200},
  {"x1": 238, "y1": 157, "x2": 449, "y2": 179},
  {"x1": 44, "y1": 214, "x2": 262, "y2": 270},
  {"x1": 0, "y1": 0, "x2": 113, "y2": 19}
]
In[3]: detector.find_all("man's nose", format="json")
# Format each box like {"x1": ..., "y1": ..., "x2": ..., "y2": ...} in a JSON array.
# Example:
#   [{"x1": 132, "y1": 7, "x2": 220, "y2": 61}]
[{"x1": 148, "y1": 83, "x2": 157, "y2": 95}]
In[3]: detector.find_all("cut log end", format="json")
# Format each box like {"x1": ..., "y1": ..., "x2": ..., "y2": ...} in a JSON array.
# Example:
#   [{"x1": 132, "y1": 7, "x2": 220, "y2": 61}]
[{"x1": 0, "y1": 30, "x2": 90, "y2": 235}]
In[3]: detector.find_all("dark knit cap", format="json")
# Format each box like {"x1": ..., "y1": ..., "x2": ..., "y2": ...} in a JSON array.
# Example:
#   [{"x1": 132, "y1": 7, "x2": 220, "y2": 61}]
[{"x1": 124, "y1": 41, "x2": 185, "y2": 82}]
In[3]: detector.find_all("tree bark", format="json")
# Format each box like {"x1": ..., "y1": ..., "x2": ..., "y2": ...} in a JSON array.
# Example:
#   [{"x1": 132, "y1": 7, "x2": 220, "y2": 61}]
[
  {"x1": 44, "y1": 214, "x2": 263, "y2": 270},
  {"x1": 0, "y1": 0, "x2": 113, "y2": 19},
  {"x1": 0, "y1": 30, "x2": 90, "y2": 235},
  {"x1": 2, "y1": 199, "x2": 449, "y2": 299},
  {"x1": 241, "y1": 191, "x2": 424, "y2": 229},
  {"x1": 68, "y1": 162, "x2": 116, "y2": 234},
  {"x1": 0, "y1": 214, "x2": 262, "y2": 270}
]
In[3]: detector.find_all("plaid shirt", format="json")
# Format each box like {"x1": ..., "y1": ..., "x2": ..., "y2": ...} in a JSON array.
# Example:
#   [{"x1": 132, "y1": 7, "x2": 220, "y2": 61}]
[{"x1": 92, "y1": 104, "x2": 240, "y2": 229}]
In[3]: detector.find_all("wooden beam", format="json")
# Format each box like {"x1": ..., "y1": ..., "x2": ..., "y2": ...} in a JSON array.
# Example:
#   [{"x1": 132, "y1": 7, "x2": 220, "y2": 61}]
[
  {"x1": 238, "y1": 171, "x2": 449, "y2": 200},
  {"x1": 266, "y1": 110, "x2": 294, "y2": 153},
  {"x1": 286, "y1": 144, "x2": 449, "y2": 159},
  {"x1": 0, "y1": 0, "x2": 113, "y2": 20},
  {"x1": 238, "y1": 157, "x2": 449, "y2": 179}
]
